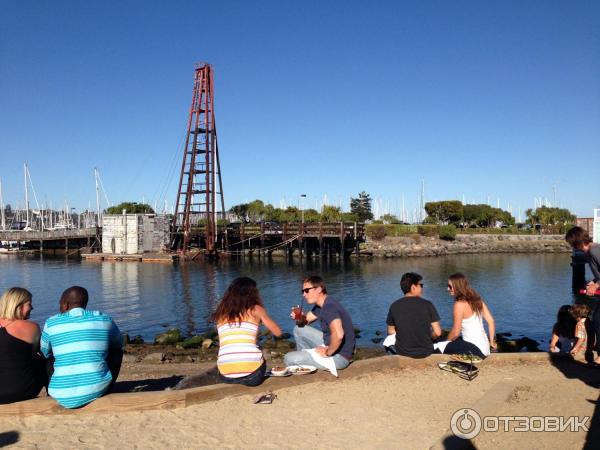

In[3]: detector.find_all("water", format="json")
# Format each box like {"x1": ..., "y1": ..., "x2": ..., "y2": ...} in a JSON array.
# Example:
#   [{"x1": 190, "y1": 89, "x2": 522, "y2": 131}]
[{"x1": 0, "y1": 253, "x2": 589, "y2": 349}]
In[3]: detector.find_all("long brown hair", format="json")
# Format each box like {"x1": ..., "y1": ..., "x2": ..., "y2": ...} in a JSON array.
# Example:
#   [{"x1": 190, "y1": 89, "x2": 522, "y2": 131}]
[
  {"x1": 212, "y1": 277, "x2": 264, "y2": 324},
  {"x1": 448, "y1": 273, "x2": 483, "y2": 316}
]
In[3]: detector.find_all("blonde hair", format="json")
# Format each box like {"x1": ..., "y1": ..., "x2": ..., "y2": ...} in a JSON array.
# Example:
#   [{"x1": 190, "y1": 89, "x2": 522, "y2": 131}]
[{"x1": 0, "y1": 287, "x2": 32, "y2": 320}]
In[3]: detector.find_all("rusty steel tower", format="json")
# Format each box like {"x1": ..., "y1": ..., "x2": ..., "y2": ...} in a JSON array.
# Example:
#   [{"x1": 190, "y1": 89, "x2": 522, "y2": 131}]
[{"x1": 172, "y1": 63, "x2": 225, "y2": 255}]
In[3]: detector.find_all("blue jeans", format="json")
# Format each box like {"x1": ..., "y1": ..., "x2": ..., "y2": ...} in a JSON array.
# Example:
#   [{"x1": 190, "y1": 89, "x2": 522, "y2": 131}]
[
  {"x1": 284, "y1": 325, "x2": 351, "y2": 370},
  {"x1": 219, "y1": 360, "x2": 267, "y2": 387},
  {"x1": 443, "y1": 337, "x2": 486, "y2": 359}
]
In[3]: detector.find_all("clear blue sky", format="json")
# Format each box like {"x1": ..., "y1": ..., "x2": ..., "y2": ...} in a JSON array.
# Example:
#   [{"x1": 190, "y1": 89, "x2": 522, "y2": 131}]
[{"x1": 1, "y1": 1, "x2": 599, "y2": 218}]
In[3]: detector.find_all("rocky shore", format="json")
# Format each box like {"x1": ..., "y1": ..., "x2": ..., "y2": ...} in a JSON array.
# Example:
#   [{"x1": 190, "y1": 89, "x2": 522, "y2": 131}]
[{"x1": 363, "y1": 233, "x2": 570, "y2": 258}]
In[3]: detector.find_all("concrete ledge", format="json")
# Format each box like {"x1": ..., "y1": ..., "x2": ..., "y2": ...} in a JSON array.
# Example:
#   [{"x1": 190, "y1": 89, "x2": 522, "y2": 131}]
[{"x1": 0, "y1": 352, "x2": 552, "y2": 417}]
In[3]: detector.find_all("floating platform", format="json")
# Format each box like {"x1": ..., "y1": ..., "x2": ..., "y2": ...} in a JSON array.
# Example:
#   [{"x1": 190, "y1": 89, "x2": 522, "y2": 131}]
[{"x1": 81, "y1": 253, "x2": 178, "y2": 263}]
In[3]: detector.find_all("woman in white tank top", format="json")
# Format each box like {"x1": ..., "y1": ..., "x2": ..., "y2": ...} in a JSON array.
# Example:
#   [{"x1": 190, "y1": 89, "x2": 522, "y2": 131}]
[{"x1": 441, "y1": 273, "x2": 496, "y2": 358}]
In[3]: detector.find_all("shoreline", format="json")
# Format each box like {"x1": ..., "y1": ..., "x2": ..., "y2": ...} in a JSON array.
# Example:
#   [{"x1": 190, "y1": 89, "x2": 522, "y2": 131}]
[{"x1": 362, "y1": 233, "x2": 570, "y2": 258}]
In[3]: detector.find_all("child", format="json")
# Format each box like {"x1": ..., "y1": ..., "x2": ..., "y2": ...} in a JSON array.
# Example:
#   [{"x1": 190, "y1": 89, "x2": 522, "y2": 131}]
[
  {"x1": 549, "y1": 305, "x2": 575, "y2": 353},
  {"x1": 570, "y1": 304, "x2": 591, "y2": 356}
]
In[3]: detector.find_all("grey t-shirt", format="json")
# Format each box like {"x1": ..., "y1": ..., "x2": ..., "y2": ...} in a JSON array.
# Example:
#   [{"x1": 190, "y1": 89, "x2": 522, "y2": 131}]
[{"x1": 588, "y1": 243, "x2": 600, "y2": 282}]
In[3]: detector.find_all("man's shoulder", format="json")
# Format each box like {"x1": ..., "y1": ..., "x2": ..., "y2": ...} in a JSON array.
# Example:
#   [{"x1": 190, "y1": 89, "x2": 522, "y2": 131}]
[
  {"x1": 45, "y1": 309, "x2": 114, "y2": 328},
  {"x1": 390, "y1": 296, "x2": 433, "y2": 306}
]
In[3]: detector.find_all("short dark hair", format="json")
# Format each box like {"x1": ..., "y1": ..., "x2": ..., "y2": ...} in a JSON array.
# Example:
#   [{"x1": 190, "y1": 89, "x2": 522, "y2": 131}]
[
  {"x1": 60, "y1": 286, "x2": 89, "y2": 309},
  {"x1": 303, "y1": 275, "x2": 327, "y2": 294},
  {"x1": 565, "y1": 226, "x2": 592, "y2": 250},
  {"x1": 400, "y1": 272, "x2": 422, "y2": 294}
]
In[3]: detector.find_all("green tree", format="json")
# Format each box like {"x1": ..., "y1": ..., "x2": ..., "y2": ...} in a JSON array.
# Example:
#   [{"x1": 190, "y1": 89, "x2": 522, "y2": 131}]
[
  {"x1": 381, "y1": 213, "x2": 400, "y2": 224},
  {"x1": 302, "y1": 208, "x2": 321, "y2": 223},
  {"x1": 350, "y1": 191, "x2": 373, "y2": 222},
  {"x1": 424, "y1": 201, "x2": 463, "y2": 225},
  {"x1": 246, "y1": 200, "x2": 267, "y2": 223},
  {"x1": 341, "y1": 212, "x2": 359, "y2": 222},
  {"x1": 229, "y1": 203, "x2": 249, "y2": 223},
  {"x1": 321, "y1": 205, "x2": 343, "y2": 222},
  {"x1": 526, "y1": 206, "x2": 575, "y2": 225},
  {"x1": 105, "y1": 202, "x2": 155, "y2": 214}
]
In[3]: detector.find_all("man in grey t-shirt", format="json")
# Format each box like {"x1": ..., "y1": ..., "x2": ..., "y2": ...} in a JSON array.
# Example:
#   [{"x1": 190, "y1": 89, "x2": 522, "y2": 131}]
[{"x1": 565, "y1": 226, "x2": 600, "y2": 295}]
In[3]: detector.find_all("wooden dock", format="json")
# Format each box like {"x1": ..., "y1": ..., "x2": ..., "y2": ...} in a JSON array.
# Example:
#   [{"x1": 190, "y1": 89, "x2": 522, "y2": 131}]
[{"x1": 81, "y1": 253, "x2": 178, "y2": 262}]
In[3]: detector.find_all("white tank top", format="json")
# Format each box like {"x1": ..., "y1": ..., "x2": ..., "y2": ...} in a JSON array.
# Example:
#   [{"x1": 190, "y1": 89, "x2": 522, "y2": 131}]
[{"x1": 461, "y1": 312, "x2": 490, "y2": 356}]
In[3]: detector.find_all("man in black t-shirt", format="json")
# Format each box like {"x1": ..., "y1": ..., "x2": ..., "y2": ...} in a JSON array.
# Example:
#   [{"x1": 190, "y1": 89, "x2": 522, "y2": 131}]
[
  {"x1": 284, "y1": 275, "x2": 355, "y2": 370},
  {"x1": 386, "y1": 272, "x2": 441, "y2": 358}
]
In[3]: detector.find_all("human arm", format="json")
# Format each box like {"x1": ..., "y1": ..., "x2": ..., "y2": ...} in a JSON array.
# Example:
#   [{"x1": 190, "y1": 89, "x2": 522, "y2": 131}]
[
  {"x1": 570, "y1": 322, "x2": 586, "y2": 354},
  {"x1": 39, "y1": 323, "x2": 52, "y2": 358},
  {"x1": 481, "y1": 302, "x2": 496, "y2": 351},
  {"x1": 431, "y1": 321, "x2": 442, "y2": 340},
  {"x1": 446, "y1": 302, "x2": 464, "y2": 342},
  {"x1": 255, "y1": 306, "x2": 282, "y2": 337},
  {"x1": 549, "y1": 331, "x2": 559, "y2": 352},
  {"x1": 109, "y1": 320, "x2": 123, "y2": 350},
  {"x1": 316, "y1": 318, "x2": 344, "y2": 357}
]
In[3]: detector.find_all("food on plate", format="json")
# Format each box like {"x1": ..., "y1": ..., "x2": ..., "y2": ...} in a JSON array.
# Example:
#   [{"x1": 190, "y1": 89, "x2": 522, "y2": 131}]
[{"x1": 289, "y1": 366, "x2": 312, "y2": 374}]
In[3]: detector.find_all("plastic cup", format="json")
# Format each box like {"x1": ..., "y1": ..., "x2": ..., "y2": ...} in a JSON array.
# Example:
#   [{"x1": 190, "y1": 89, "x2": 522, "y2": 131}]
[{"x1": 292, "y1": 305, "x2": 303, "y2": 320}]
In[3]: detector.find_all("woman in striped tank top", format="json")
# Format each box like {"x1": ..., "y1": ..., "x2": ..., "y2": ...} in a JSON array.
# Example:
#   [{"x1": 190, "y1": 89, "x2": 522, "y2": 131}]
[{"x1": 214, "y1": 277, "x2": 282, "y2": 386}]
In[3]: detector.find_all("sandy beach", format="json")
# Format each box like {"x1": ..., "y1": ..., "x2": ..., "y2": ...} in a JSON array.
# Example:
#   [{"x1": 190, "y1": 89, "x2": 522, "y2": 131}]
[{"x1": 1, "y1": 354, "x2": 598, "y2": 449}]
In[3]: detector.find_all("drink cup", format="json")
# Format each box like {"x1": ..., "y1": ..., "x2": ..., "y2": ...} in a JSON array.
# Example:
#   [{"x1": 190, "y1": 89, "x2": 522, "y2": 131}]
[{"x1": 292, "y1": 305, "x2": 303, "y2": 320}]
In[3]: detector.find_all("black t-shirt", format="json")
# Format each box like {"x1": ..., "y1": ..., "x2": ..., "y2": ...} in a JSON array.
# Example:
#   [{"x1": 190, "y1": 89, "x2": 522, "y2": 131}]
[
  {"x1": 386, "y1": 296, "x2": 440, "y2": 358},
  {"x1": 311, "y1": 297, "x2": 356, "y2": 359}
]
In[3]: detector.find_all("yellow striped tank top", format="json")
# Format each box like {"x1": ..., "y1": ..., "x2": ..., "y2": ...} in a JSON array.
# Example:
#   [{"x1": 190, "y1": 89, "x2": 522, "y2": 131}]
[{"x1": 217, "y1": 319, "x2": 263, "y2": 378}]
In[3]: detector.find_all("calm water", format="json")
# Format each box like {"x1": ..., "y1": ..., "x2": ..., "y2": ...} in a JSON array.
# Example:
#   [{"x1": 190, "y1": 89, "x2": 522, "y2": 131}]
[{"x1": 0, "y1": 253, "x2": 592, "y2": 349}]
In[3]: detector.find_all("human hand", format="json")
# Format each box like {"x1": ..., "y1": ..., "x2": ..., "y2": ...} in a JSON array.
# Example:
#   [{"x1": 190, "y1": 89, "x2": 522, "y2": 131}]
[
  {"x1": 586, "y1": 282, "x2": 599, "y2": 296},
  {"x1": 316, "y1": 346, "x2": 329, "y2": 357},
  {"x1": 490, "y1": 341, "x2": 497, "y2": 352}
]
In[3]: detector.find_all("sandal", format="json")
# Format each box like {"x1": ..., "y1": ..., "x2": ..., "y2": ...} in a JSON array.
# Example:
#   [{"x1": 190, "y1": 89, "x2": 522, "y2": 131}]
[{"x1": 438, "y1": 361, "x2": 479, "y2": 381}]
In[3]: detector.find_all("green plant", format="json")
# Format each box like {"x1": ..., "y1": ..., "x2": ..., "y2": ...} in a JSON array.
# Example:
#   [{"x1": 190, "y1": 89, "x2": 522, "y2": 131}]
[
  {"x1": 438, "y1": 224, "x2": 457, "y2": 240},
  {"x1": 417, "y1": 225, "x2": 439, "y2": 236},
  {"x1": 366, "y1": 224, "x2": 386, "y2": 240}
]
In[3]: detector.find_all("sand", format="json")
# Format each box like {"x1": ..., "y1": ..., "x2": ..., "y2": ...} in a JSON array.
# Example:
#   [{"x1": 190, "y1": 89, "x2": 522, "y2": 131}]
[{"x1": 1, "y1": 355, "x2": 599, "y2": 449}]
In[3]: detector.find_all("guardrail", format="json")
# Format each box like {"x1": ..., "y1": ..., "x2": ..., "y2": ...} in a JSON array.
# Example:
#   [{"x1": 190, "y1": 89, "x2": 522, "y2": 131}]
[{"x1": 0, "y1": 228, "x2": 99, "y2": 241}]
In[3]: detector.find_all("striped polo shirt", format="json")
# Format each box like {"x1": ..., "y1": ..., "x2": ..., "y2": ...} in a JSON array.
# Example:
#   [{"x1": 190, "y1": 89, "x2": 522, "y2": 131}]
[
  {"x1": 217, "y1": 320, "x2": 263, "y2": 378},
  {"x1": 40, "y1": 308, "x2": 122, "y2": 409}
]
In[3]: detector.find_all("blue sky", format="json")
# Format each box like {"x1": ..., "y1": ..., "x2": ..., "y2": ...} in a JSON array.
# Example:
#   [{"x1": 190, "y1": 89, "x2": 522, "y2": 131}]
[{"x1": 1, "y1": 1, "x2": 599, "y2": 218}]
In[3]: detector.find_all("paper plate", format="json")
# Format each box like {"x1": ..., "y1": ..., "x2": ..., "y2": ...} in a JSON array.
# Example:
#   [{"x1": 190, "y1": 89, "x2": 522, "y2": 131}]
[
  {"x1": 269, "y1": 367, "x2": 291, "y2": 377},
  {"x1": 287, "y1": 365, "x2": 317, "y2": 375}
]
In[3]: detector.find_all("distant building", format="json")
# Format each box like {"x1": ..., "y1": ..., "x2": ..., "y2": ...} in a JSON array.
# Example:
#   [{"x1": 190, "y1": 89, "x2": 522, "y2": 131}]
[
  {"x1": 594, "y1": 209, "x2": 600, "y2": 244},
  {"x1": 576, "y1": 217, "x2": 593, "y2": 235},
  {"x1": 102, "y1": 213, "x2": 170, "y2": 254}
]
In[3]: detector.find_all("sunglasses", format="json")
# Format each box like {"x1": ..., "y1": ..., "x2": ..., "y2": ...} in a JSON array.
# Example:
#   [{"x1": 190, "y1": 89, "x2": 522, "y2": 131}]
[
  {"x1": 418, "y1": 283, "x2": 424, "y2": 287},
  {"x1": 301, "y1": 287, "x2": 317, "y2": 294},
  {"x1": 447, "y1": 284, "x2": 454, "y2": 290}
]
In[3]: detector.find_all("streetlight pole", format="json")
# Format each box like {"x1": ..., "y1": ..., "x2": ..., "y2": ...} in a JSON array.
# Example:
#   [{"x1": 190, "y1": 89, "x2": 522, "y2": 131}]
[{"x1": 300, "y1": 194, "x2": 307, "y2": 224}]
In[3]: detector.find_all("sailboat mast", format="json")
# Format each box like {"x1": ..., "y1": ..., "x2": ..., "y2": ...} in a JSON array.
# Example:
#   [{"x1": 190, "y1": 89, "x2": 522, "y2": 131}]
[
  {"x1": 95, "y1": 168, "x2": 101, "y2": 226},
  {"x1": 0, "y1": 178, "x2": 5, "y2": 231},
  {"x1": 24, "y1": 162, "x2": 31, "y2": 228}
]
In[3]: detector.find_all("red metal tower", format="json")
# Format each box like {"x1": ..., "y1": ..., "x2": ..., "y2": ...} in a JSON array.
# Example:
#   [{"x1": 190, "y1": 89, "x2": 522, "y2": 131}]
[{"x1": 172, "y1": 63, "x2": 225, "y2": 255}]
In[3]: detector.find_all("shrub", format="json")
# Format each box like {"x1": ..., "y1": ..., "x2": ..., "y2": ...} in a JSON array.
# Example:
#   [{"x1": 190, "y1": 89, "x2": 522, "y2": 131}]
[
  {"x1": 417, "y1": 225, "x2": 439, "y2": 236},
  {"x1": 438, "y1": 224, "x2": 457, "y2": 241},
  {"x1": 366, "y1": 224, "x2": 386, "y2": 240}
]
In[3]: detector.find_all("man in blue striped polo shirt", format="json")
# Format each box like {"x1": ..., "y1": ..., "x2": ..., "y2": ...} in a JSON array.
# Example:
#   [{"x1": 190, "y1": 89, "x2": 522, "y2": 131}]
[{"x1": 40, "y1": 286, "x2": 123, "y2": 409}]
